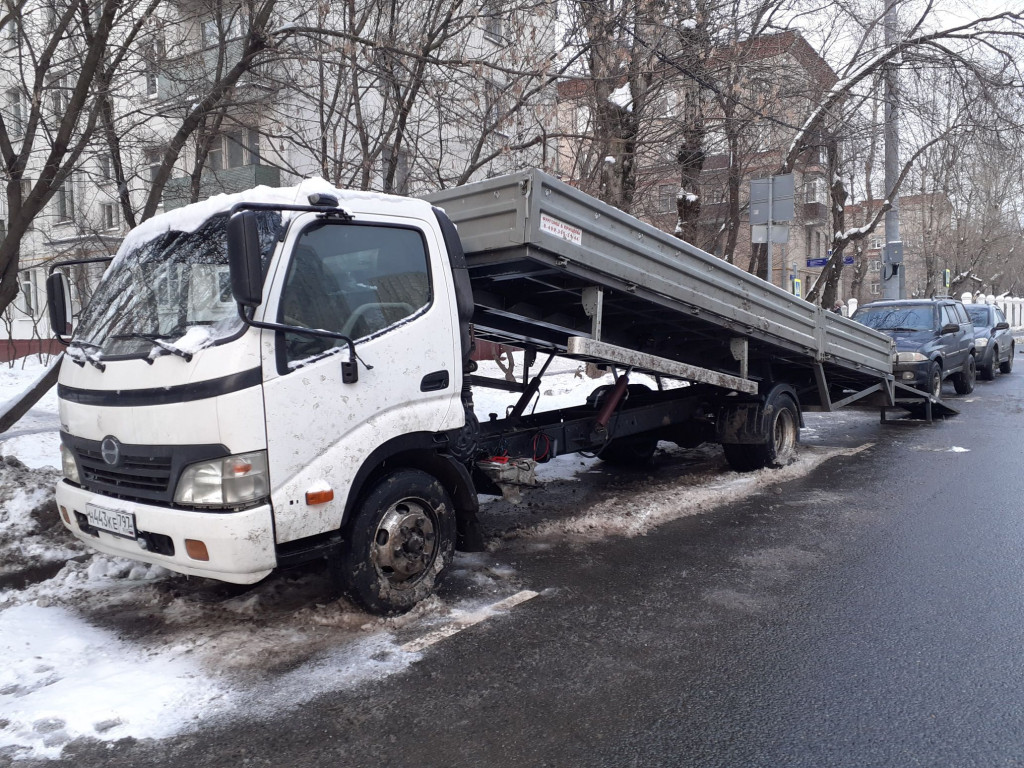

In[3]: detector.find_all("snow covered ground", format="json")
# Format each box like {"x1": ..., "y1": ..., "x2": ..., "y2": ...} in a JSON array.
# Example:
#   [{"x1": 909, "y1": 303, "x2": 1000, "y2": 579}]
[{"x1": 0, "y1": 354, "x2": 867, "y2": 761}]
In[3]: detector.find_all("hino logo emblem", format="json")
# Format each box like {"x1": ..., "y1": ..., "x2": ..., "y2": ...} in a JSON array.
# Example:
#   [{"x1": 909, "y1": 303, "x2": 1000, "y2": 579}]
[{"x1": 100, "y1": 436, "x2": 121, "y2": 466}]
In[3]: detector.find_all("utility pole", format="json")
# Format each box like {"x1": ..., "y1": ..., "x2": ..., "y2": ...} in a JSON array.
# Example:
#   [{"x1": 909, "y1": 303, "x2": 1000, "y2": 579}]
[{"x1": 882, "y1": 0, "x2": 904, "y2": 299}]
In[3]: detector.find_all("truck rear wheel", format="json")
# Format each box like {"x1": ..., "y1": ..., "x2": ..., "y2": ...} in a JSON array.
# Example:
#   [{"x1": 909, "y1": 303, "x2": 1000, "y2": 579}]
[
  {"x1": 722, "y1": 392, "x2": 799, "y2": 472},
  {"x1": 336, "y1": 469, "x2": 456, "y2": 615}
]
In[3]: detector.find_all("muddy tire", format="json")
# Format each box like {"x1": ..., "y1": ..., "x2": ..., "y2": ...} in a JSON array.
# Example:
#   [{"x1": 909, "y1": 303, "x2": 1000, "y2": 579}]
[
  {"x1": 722, "y1": 390, "x2": 800, "y2": 473},
  {"x1": 979, "y1": 348, "x2": 996, "y2": 381},
  {"x1": 952, "y1": 354, "x2": 976, "y2": 395},
  {"x1": 336, "y1": 469, "x2": 456, "y2": 615},
  {"x1": 926, "y1": 362, "x2": 942, "y2": 399},
  {"x1": 1000, "y1": 344, "x2": 1014, "y2": 374}
]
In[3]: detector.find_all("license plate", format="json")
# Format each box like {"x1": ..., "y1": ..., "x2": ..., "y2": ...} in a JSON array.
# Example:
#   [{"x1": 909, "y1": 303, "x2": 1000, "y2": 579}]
[{"x1": 86, "y1": 503, "x2": 137, "y2": 539}]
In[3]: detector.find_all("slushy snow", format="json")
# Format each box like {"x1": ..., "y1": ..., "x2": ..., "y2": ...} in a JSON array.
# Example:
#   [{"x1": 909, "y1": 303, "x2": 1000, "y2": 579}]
[{"x1": 0, "y1": 353, "x2": 862, "y2": 760}]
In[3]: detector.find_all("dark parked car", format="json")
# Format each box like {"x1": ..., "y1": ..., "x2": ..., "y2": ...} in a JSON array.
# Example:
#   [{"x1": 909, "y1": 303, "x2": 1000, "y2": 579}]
[
  {"x1": 852, "y1": 298, "x2": 976, "y2": 398},
  {"x1": 965, "y1": 303, "x2": 1015, "y2": 380}
]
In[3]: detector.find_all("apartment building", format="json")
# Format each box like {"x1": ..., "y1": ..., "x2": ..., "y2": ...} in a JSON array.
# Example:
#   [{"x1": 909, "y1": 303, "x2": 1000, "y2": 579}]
[{"x1": 1, "y1": 0, "x2": 560, "y2": 358}]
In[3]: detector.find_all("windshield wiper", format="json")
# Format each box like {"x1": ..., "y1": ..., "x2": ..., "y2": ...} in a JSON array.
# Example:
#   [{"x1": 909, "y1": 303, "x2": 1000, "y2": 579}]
[
  {"x1": 878, "y1": 326, "x2": 920, "y2": 332},
  {"x1": 67, "y1": 340, "x2": 106, "y2": 371},
  {"x1": 112, "y1": 333, "x2": 194, "y2": 363}
]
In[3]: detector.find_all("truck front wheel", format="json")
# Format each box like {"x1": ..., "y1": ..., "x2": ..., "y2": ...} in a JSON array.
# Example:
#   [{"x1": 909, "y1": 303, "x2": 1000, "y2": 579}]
[
  {"x1": 336, "y1": 469, "x2": 456, "y2": 615},
  {"x1": 722, "y1": 392, "x2": 799, "y2": 472}
]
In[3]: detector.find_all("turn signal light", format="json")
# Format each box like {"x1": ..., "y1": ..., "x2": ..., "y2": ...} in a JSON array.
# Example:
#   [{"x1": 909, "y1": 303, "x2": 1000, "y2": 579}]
[
  {"x1": 59, "y1": 505, "x2": 70, "y2": 524},
  {"x1": 185, "y1": 539, "x2": 210, "y2": 561},
  {"x1": 306, "y1": 489, "x2": 334, "y2": 505}
]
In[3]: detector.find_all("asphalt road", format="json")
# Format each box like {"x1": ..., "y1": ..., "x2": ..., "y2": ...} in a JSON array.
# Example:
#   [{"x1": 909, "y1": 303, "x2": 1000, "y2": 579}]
[{"x1": 36, "y1": 366, "x2": 1024, "y2": 768}]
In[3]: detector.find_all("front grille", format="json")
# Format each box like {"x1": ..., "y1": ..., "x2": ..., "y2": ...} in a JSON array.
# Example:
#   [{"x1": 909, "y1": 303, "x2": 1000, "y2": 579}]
[
  {"x1": 78, "y1": 448, "x2": 174, "y2": 494},
  {"x1": 62, "y1": 434, "x2": 229, "y2": 505}
]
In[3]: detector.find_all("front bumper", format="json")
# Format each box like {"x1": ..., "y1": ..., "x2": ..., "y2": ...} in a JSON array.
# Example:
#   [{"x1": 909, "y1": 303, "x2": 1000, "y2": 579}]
[
  {"x1": 893, "y1": 360, "x2": 933, "y2": 391},
  {"x1": 55, "y1": 480, "x2": 277, "y2": 584}
]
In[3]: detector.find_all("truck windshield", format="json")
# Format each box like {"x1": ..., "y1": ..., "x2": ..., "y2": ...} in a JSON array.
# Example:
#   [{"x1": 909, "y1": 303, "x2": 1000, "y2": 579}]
[
  {"x1": 852, "y1": 305, "x2": 934, "y2": 332},
  {"x1": 73, "y1": 210, "x2": 283, "y2": 361}
]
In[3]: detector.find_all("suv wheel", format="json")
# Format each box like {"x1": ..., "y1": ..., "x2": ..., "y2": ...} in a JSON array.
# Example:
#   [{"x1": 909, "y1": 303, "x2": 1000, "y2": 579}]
[
  {"x1": 952, "y1": 354, "x2": 976, "y2": 395},
  {"x1": 926, "y1": 362, "x2": 942, "y2": 399},
  {"x1": 979, "y1": 346, "x2": 997, "y2": 381},
  {"x1": 1000, "y1": 343, "x2": 1015, "y2": 375}
]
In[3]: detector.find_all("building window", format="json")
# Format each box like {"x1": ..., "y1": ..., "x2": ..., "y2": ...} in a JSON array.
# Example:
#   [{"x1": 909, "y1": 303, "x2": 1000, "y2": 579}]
[
  {"x1": 143, "y1": 41, "x2": 161, "y2": 97},
  {"x1": 56, "y1": 179, "x2": 75, "y2": 222},
  {"x1": 4, "y1": 20, "x2": 19, "y2": 51},
  {"x1": 207, "y1": 129, "x2": 260, "y2": 172},
  {"x1": 870, "y1": 282, "x2": 880, "y2": 295},
  {"x1": 870, "y1": 236, "x2": 884, "y2": 250},
  {"x1": 101, "y1": 203, "x2": 118, "y2": 230},
  {"x1": 18, "y1": 269, "x2": 36, "y2": 316},
  {"x1": 98, "y1": 153, "x2": 113, "y2": 180},
  {"x1": 146, "y1": 148, "x2": 163, "y2": 182},
  {"x1": 7, "y1": 89, "x2": 25, "y2": 136},
  {"x1": 869, "y1": 259, "x2": 881, "y2": 272},
  {"x1": 49, "y1": 76, "x2": 68, "y2": 116},
  {"x1": 480, "y1": 1, "x2": 503, "y2": 41},
  {"x1": 659, "y1": 184, "x2": 677, "y2": 213},
  {"x1": 804, "y1": 177, "x2": 827, "y2": 205}
]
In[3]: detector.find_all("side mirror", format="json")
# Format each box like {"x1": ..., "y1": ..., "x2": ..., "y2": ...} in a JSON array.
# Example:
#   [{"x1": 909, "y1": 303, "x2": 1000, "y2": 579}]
[
  {"x1": 227, "y1": 211, "x2": 263, "y2": 308},
  {"x1": 939, "y1": 322, "x2": 959, "y2": 335},
  {"x1": 46, "y1": 272, "x2": 73, "y2": 339},
  {"x1": 995, "y1": 321, "x2": 1010, "y2": 331}
]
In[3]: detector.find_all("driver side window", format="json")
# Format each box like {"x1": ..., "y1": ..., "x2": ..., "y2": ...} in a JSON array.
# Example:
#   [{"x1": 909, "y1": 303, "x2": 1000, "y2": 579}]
[{"x1": 278, "y1": 222, "x2": 432, "y2": 369}]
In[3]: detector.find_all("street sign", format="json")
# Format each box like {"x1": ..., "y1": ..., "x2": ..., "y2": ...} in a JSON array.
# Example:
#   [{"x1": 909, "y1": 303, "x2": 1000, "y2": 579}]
[
  {"x1": 806, "y1": 256, "x2": 853, "y2": 267},
  {"x1": 753, "y1": 225, "x2": 789, "y2": 244},
  {"x1": 750, "y1": 174, "x2": 795, "y2": 224}
]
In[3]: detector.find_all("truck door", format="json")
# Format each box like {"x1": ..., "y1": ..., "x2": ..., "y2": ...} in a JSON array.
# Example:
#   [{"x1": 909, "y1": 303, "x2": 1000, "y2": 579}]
[{"x1": 259, "y1": 212, "x2": 461, "y2": 545}]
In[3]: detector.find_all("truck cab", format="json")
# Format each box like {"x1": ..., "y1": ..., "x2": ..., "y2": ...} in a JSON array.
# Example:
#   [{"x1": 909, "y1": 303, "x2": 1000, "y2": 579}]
[{"x1": 53, "y1": 181, "x2": 473, "y2": 612}]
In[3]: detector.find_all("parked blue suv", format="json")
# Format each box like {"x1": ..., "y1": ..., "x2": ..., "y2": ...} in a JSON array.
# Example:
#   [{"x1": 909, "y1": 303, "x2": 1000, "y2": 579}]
[{"x1": 852, "y1": 298, "x2": 976, "y2": 398}]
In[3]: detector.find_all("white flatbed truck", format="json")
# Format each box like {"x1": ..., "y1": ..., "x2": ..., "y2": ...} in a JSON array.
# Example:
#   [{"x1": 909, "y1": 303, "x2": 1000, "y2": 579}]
[{"x1": 47, "y1": 169, "x2": 918, "y2": 614}]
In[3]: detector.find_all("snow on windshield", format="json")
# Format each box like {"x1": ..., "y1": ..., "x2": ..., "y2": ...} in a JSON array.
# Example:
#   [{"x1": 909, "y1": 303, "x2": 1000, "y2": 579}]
[
  {"x1": 853, "y1": 305, "x2": 934, "y2": 332},
  {"x1": 73, "y1": 211, "x2": 283, "y2": 361}
]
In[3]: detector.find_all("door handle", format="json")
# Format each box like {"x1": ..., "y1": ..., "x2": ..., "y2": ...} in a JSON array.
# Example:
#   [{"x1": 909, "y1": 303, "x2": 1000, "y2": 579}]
[{"x1": 420, "y1": 370, "x2": 450, "y2": 392}]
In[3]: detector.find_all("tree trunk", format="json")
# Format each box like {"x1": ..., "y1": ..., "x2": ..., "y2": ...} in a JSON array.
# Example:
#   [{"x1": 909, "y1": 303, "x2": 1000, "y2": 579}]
[{"x1": 0, "y1": 355, "x2": 62, "y2": 435}]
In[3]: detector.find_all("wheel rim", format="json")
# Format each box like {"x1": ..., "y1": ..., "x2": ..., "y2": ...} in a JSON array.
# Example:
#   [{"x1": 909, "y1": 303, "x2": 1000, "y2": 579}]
[
  {"x1": 772, "y1": 407, "x2": 797, "y2": 462},
  {"x1": 371, "y1": 499, "x2": 438, "y2": 588}
]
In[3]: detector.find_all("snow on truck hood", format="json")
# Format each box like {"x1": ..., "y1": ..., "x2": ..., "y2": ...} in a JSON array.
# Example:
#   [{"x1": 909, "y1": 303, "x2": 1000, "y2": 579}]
[{"x1": 114, "y1": 179, "x2": 437, "y2": 267}]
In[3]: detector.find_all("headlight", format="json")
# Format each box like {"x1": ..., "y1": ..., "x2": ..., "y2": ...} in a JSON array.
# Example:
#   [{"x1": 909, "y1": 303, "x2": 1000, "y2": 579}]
[
  {"x1": 60, "y1": 444, "x2": 80, "y2": 483},
  {"x1": 895, "y1": 351, "x2": 928, "y2": 363},
  {"x1": 174, "y1": 450, "x2": 269, "y2": 508},
  {"x1": 975, "y1": 337, "x2": 988, "y2": 348}
]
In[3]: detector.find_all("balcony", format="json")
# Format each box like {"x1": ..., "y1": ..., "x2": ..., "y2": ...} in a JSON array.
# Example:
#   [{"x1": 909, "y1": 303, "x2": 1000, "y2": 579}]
[{"x1": 163, "y1": 165, "x2": 281, "y2": 210}]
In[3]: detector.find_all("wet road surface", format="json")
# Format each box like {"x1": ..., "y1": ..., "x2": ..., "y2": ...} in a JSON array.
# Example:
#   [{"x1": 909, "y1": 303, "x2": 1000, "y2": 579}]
[{"x1": 32, "y1": 367, "x2": 1024, "y2": 768}]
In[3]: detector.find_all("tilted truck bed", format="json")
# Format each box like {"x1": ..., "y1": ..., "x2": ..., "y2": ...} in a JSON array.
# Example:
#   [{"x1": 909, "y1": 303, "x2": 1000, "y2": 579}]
[{"x1": 426, "y1": 169, "x2": 895, "y2": 409}]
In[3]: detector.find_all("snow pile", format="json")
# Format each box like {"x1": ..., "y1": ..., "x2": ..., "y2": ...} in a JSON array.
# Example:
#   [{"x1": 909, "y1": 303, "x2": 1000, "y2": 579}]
[{"x1": 0, "y1": 456, "x2": 83, "y2": 584}]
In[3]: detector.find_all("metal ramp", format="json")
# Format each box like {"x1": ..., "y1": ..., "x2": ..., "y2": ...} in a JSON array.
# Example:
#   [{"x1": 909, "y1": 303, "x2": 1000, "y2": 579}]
[{"x1": 880, "y1": 382, "x2": 960, "y2": 424}]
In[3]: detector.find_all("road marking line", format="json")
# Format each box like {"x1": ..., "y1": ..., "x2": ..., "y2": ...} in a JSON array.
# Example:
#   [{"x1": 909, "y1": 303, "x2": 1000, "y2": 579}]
[{"x1": 401, "y1": 590, "x2": 539, "y2": 653}]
